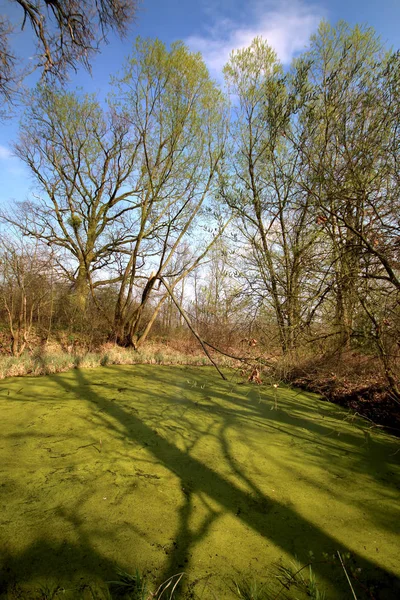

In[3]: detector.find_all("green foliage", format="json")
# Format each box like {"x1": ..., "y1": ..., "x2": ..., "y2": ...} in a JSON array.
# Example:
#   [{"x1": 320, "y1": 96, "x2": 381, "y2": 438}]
[
  {"x1": 232, "y1": 577, "x2": 267, "y2": 600},
  {"x1": 108, "y1": 568, "x2": 148, "y2": 599},
  {"x1": 101, "y1": 353, "x2": 110, "y2": 367},
  {"x1": 276, "y1": 560, "x2": 327, "y2": 600}
]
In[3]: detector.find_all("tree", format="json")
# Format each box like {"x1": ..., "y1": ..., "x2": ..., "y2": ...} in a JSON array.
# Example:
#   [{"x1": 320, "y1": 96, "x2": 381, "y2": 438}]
[
  {"x1": 292, "y1": 23, "x2": 383, "y2": 349},
  {"x1": 188, "y1": 241, "x2": 251, "y2": 347},
  {"x1": 294, "y1": 23, "x2": 400, "y2": 363},
  {"x1": 0, "y1": 237, "x2": 55, "y2": 355},
  {"x1": 111, "y1": 39, "x2": 228, "y2": 345},
  {"x1": 3, "y1": 86, "x2": 142, "y2": 310},
  {"x1": 223, "y1": 38, "x2": 322, "y2": 354},
  {"x1": 3, "y1": 39, "x2": 228, "y2": 346},
  {"x1": 0, "y1": 0, "x2": 137, "y2": 107}
]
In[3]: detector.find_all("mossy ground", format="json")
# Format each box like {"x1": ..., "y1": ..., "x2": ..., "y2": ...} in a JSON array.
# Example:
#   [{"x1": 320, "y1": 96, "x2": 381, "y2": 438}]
[{"x1": 0, "y1": 365, "x2": 399, "y2": 599}]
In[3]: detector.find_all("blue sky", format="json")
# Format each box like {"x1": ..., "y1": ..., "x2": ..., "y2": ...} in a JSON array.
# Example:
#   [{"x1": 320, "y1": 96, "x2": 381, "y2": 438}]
[{"x1": 1, "y1": 0, "x2": 400, "y2": 208}]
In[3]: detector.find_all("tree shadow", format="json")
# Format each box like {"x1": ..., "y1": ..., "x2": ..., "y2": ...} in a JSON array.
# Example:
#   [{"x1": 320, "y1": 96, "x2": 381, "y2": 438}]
[
  {"x1": 1, "y1": 365, "x2": 399, "y2": 599},
  {"x1": 58, "y1": 367, "x2": 400, "y2": 597},
  {"x1": 0, "y1": 538, "x2": 117, "y2": 599}
]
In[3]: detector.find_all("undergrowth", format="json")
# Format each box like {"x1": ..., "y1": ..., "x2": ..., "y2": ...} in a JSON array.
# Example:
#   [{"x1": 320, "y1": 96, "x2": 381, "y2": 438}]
[
  {"x1": 0, "y1": 343, "x2": 234, "y2": 380},
  {"x1": 4, "y1": 553, "x2": 370, "y2": 600},
  {"x1": 0, "y1": 341, "x2": 398, "y2": 434}
]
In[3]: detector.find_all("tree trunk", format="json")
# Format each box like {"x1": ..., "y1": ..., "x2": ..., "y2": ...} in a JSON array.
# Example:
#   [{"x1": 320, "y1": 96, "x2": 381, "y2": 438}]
[{"x1": 72, "y1": 264, "x2": 89, "y2": 312}]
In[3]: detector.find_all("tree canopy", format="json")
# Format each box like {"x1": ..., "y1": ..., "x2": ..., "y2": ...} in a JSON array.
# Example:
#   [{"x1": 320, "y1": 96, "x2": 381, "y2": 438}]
[{"x1": 1, "y1": 21, "x2": 400, "y2": 399}]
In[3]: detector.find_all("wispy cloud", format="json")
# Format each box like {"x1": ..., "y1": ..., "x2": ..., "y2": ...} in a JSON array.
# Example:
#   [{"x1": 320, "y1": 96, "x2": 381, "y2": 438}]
[
  {"x1": 0, "y1": 144, "x2": 27, "y2": 180},
  {"x1": 186, "y1": 0, "x2": 325, "y2": 75},
  {"x1": 0, "y1": 144, "x2": 13, "y2": 160}
]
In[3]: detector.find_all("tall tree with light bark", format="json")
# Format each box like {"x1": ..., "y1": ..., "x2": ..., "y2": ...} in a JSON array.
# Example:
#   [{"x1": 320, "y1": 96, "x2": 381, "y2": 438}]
[
  {"x1": 223, "y1": 38, "x2": 322, "y2": 354},
  {"x1": 111, "y1": 38, "x2": 228, "y2": 345}
]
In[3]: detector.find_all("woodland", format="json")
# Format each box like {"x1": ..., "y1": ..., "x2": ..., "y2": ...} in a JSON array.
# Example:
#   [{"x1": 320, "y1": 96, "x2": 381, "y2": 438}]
[
  {"x1": 1, "y1": 20, "x2": 400, "y2": 424},
  {"x1": 0, "y1": 10, "x2": 400, "y2": 599}
]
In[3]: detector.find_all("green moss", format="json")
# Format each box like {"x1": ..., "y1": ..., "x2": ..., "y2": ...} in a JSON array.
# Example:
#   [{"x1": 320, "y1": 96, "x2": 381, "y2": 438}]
[{"x1": 0, "y1": 366, "x2": 399, "y2": 599}]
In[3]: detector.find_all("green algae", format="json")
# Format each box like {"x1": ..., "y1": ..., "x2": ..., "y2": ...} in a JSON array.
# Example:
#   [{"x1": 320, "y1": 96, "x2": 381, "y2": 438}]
[{"x1": 0, "y1": 365, "x2": 399, "y2": 599}]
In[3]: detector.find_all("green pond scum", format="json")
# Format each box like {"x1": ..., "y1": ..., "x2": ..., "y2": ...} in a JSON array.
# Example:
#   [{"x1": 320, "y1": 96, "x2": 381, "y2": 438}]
[{"x1": 0, "y1": 365, "x2": 399, "y2": 599}]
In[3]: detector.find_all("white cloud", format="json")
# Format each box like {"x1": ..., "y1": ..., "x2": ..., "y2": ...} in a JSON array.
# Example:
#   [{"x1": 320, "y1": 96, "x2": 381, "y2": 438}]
[
  {"x1": 0, "y1": 144, "x2": 27, "y2": 179},
  {"x1": 0, "y1": 144, "x2": 13, "y2": 160},
  {"x1": 186, "y1": 0, "x2": 325, "y2": 76}
]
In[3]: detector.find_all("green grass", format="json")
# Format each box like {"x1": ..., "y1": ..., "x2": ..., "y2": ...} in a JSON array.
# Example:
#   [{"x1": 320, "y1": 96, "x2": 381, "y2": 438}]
[
  {"x1": 0, "y1": 365, "x2": 399, "y2": 599},
  {"x1": 108, "y1": 568, "x2": 148, "y2": 599}
]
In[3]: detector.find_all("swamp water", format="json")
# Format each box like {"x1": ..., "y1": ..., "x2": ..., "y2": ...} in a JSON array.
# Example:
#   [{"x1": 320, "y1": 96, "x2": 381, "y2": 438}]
[{"x1": 0, "y1": 365, "x2": 399, "y2": 598}]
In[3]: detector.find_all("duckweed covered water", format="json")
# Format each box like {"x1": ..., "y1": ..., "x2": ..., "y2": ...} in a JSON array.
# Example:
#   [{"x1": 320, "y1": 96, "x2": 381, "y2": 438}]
[{"x1": 0, "y1": 365, "x2": 399, "y2": 599}]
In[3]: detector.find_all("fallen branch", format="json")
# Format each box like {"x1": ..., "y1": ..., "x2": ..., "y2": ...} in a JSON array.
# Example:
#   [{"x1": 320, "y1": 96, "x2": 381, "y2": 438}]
[{"x1": 159, "y1": 276, "x2": 227, "y2": 381}]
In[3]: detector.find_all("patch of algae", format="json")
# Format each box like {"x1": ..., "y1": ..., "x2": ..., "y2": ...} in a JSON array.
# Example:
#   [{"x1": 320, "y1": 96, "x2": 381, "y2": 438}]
[{"x1": 0, "y1": 365, "x2": 399, "y2": 599}]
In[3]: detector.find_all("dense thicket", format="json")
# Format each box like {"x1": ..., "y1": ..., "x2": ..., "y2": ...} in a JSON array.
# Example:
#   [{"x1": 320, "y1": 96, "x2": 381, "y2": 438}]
[{"x1": 1, "y1": 22, "x2": 399, "y2": 398}]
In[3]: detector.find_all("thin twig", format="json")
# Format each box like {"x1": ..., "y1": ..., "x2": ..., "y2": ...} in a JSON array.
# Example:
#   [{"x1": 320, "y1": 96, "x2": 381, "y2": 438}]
[
  {"x1": 273, "y1": 562, "x2": 313, "y2": 600},
  {"x1": 337, "y1": 551, "x2": 358, "y2": 600}
]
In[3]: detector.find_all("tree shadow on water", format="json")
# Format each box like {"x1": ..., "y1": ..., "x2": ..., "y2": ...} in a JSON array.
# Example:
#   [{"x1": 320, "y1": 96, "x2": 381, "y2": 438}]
[
  {"x1": 0, "y1": 538, "x2": 118, "y2": 598},
  {"x1": 2, "y1": 366, "x2": 399, "y2": 599},
  {"x1": 53, "y1": 368, "x2": 400, "y2": 598}
]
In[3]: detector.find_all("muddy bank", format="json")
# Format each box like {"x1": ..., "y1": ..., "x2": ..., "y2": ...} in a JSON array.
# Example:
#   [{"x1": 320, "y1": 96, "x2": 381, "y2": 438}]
[{"x1": 290, "y1": 374, "x2": 400, "y2": 436}]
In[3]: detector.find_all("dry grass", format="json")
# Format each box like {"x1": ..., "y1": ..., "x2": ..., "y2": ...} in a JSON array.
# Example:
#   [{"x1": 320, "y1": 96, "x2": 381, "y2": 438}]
[{"x1": 0, "y1": 340, "x2": 237, "y2": 380}]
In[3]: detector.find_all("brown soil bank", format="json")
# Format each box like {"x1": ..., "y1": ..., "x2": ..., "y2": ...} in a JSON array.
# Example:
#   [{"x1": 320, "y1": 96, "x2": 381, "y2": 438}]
[{"x1": 290, "y1": 375, "x2": 400, "y2": 436}]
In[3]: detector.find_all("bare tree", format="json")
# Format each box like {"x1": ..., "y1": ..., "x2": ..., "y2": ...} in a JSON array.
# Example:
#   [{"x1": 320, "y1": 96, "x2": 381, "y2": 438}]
[
  {"x1": 0, "y1": 237, "x2": 54, "y2": 355},
  {"x1": 0, "y1": 0, "x2": 137, "y2": 107}
]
